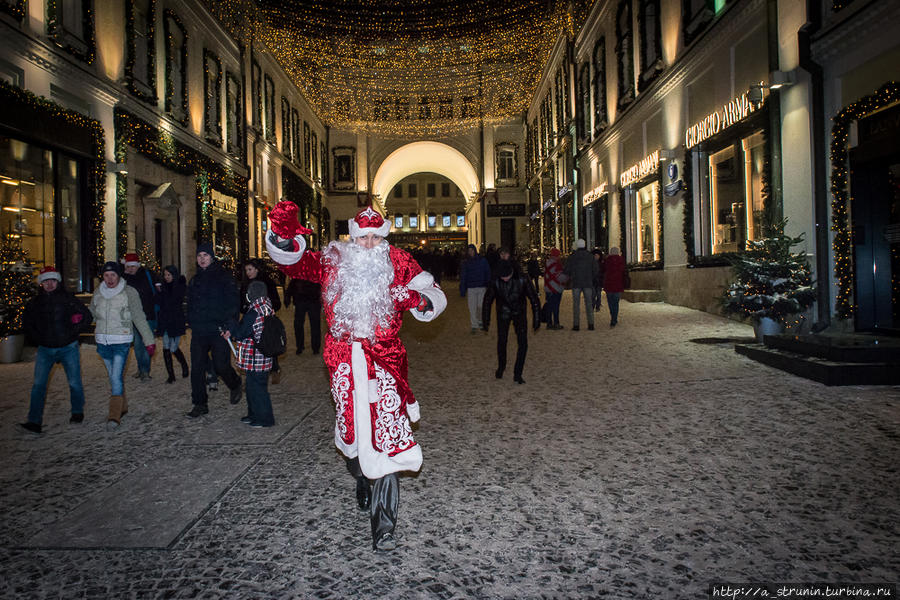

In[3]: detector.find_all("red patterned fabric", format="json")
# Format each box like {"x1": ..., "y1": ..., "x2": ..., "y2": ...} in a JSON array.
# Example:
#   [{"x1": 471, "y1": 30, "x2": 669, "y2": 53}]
[
  {"x1": 276, "y1": 244, "x2": 425, "y2": 456},
  {"x1": 354, "y1": 206, "x2": 384, "y2": 229},
  {"x1": 235, "y1": 297, "x2": 275, "y2": 372}
]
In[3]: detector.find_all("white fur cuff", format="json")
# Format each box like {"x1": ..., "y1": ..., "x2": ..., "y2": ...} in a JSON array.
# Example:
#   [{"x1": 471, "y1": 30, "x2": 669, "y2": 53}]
[{"x1": 265, "y1": 233, "x2": 306, "y2": 265}]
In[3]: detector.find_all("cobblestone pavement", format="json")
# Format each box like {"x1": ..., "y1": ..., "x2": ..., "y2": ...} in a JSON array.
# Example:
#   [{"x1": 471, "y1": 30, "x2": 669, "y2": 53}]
[{"x1": 1, "y1": 290, "x2": 897, "y2": 599}]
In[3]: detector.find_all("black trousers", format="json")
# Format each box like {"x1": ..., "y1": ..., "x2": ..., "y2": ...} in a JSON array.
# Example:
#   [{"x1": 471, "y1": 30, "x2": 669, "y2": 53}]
[
  {"x1": 190, "y1": 332, "x2": 240, "y2": 406},
  {"x1": 293, "y1": 301, "x2": 321, "y2": 353},
  {"x1": 346, "y1": 457, "x2": 399, "y2": 547},
  {"x1": 497, "y1": 314, "x2": 528, "y2": 379}
]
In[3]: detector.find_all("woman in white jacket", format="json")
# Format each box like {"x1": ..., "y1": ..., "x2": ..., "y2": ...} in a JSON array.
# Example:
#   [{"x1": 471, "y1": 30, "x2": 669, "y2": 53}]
[{"x1": 90, "y1": 261, "x2": 155, "y2": 429}]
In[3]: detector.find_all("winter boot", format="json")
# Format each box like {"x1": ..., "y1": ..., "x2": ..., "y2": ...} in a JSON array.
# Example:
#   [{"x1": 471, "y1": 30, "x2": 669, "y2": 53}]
[
  {"x1": 173, "y1": 348, "x2": 189, "y2": 378},
  {"x1": 163, "y1": 350, "x2": 176, "y2": 384},
  {"x1": 107, "y1": 395, "x2": 125, "y2": 428},
  {"x1": 121, "y1": 392, "x2": 128, "y2": 416}
]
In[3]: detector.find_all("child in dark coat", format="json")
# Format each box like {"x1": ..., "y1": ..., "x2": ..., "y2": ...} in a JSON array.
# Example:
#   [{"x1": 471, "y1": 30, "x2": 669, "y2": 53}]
[{"x1": 222, "y1": 281, "x2": 275, "y2": 427}]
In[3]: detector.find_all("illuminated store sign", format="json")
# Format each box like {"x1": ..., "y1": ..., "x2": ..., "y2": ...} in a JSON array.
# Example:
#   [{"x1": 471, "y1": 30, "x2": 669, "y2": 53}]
[
  {"x1": 583, "y1": 182, "x2": 610, "y2": 206},
  {"x1": 620, "y1": 150, "x2": 660, "y2": 188},
  {"x1": 684, "y1": 93, "x2": 761, "y2": 149}
]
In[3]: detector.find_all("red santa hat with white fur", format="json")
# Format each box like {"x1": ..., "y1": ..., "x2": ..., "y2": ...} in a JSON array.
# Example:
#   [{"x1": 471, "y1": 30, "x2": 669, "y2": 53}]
[
  {"x1": 348, "y1": 206, "x2": 391, "y2": 238},
  {"x1": 37, "y1": 265, "x2": 62, "y2": 283},
  {"x1": 122, "y1": 253, "x2": 140, "y2": 267}
]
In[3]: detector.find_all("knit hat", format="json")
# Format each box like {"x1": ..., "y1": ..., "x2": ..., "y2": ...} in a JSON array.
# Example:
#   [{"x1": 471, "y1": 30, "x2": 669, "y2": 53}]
[
  {"x1": 574, "y1": 238, "x2": 586, "y2": 249},
  {"x1": 123, "y1": 253, "x2": 140, "y2": 267},
  {"x1": 498, "y1": 260, "x2": 513, "y2": 278},
  {"x1": 100, "y1": 261, "x2": 121, "y2": 275},
  {"x1": 348, "y1": 206, "x2": 391, "y2": 238},
  {"x1": 37, "y1": 265, "x2": 62, "y2": 283},
  {"x1": 197, "y1": 242, "x2": 214, "y2": 257},
  {"x1": 247, "y1": 280, "x2": 268, "y2": 302}
]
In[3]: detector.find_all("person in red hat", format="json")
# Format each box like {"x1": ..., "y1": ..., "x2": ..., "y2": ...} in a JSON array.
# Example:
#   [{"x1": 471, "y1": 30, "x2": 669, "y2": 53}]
[
  {"x1": 20, "y1": 266, "x2": 93, "y2": 434},
  {"x1": 266, "y1": 201, "x2": 446, "y2": 552}
]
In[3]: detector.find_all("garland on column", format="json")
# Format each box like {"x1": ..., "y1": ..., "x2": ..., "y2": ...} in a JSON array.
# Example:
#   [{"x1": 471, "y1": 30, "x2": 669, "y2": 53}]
[
  {"x1": 682, "y1": 149, "x2": 695, "y2": 263},
  {"x1": 830, "y1": 80, "x2": 900, "y2": 319},
  {"x1": 0, "y1": 81, "x2": 105, "y2": 274},
  {"x1": 114, "y1": 131, "x2": 129, "y2": 257}
]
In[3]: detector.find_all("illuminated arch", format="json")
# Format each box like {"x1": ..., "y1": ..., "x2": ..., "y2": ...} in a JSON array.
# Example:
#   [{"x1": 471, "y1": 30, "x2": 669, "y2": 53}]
[{"x1": 372, "y1": 141, "x2": 480, "y2": 205}]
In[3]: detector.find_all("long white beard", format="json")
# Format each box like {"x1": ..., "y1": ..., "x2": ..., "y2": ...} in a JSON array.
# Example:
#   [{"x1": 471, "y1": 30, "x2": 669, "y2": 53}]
[{"x1": 324, "y1": 240, "x2": 395, "y2": 341}]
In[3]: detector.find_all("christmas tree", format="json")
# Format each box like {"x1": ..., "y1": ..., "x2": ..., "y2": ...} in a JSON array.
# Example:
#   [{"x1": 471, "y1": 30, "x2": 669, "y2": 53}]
[
  {"x1": 722, "y1": 222, "x2": 817, "y2": 324},
  {"x1": 0, "y1": 236, "x2": 37, "y2": 337}
]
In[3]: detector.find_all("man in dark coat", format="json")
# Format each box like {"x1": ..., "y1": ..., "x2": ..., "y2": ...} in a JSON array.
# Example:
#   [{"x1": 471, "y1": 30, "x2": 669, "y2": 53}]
[
  {"x1": 122, "y1": 252, "x2": 157, "y2": 380},
  {"x1": 563, "y1": 239, "x2": 599, "y2": 331},
  {"x1": 482, "y1": 260, "x2": 540, "y2": 384},
  {"x1": 21, "y1": 266, "x2": 93, "y2": 433},
  {"x1": 186, "y1": 242, "x2": 242, "y2": 417},
  {"x1": 284, "y1": 276, "x2": 322, "y2": 355}
]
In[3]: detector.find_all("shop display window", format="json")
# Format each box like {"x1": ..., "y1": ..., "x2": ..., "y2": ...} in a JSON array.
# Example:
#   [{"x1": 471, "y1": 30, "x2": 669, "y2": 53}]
[
  {"x1": 427, "y1": 214, "x2": 436, "y2": 228},
  {"x1": 456, "y1": 214, "x2": 465, "y2": 227},
  {"x1": 408, "y1": 214, "x2": 418, "y2": 228},
  {"x1": 394, "y1": 215, "x2": 403, "y2": 229},
  {"x1": 633, "y1": 180, "x2": 659, "y2": 263},
  {"x1": 442, "y1": 213, "x2": 451, "y2": 227},
  {"x1": 707, "y1": 130, "x2": 765, "y2": 254}
]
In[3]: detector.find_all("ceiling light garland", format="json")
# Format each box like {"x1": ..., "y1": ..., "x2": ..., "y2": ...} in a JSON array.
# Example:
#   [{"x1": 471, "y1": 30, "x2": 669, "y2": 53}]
[{"x1": 202, "y1": 0, "x2": 590, "y2": 137}]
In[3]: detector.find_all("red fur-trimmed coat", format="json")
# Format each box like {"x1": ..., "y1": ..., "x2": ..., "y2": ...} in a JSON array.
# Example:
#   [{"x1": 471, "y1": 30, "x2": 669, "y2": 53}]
[{"x1": 267, "y1": 237, "x2": 446, "y2": 479}]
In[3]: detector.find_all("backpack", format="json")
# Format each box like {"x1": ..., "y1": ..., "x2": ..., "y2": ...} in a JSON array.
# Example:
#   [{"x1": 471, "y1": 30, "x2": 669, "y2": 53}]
[{"x1": 257, "y1": 314, "x2": 287, "y2": 357}]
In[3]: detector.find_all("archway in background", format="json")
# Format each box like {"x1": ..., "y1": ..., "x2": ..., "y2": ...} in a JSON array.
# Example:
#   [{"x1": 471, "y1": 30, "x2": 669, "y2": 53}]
[{"x1": 372, "y1": 141, "x2": 480, "y2": 206}]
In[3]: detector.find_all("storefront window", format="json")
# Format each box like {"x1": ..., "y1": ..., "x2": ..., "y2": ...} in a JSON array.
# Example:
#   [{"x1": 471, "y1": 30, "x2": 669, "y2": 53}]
[
  {"x1": 634, "y1": 181, "x2": 659, "y2": 262},
  {"x1": 708, "y1": 130, "x2": 765, "y2": 253},
  {"x1": 210, "y1": 189, "x2": 239, "y2": 272},
  {"x1": 0, "y1": 137, "x2": 84, "y2": 291}
]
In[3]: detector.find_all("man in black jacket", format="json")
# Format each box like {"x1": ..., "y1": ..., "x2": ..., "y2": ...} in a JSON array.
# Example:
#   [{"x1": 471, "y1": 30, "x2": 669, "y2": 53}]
[
  {"x1": 122, "y1": 252, "x2": 157, "y2": 380},
  {"x1": 185, "y1": 243, "x2": 242, "y2": 418},
  {"x1": 20, "y1": 266, "x2": 93, "y2": 433},
  {"x1": 284, "y1": 276, "x2": 321, "y2": 355},
  {"x1": 482, "y1": 260, "x2": 540, "y2": 384}
]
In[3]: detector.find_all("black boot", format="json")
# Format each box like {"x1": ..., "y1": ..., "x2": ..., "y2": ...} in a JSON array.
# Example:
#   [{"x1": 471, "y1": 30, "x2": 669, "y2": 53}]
[
  {"x1": 173, "y1": 348, "x2": 189, "y2": 378},
  {"x1": 163, "y1": 350, "x2": 176, "y2": 384},
  {"x1": 356, "y1": 477, "x2": 371, "y2": 511}
]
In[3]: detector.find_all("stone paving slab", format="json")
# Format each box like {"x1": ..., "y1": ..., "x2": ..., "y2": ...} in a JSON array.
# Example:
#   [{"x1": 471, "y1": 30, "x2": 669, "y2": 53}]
[{"x1": 0, "y1": 290, "x2": 897, "y2": 599}]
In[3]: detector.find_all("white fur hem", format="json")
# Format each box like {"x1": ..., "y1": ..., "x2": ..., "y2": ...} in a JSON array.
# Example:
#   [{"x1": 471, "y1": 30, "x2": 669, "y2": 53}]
[
  {"x1": 407, "y1": 401, "x2": 420, "y2": 423},
  {"x1": 347, "y1": 342, "x2": 423, "y2": 479},
  {"x1": 265, "y1": 233, "x2": 306, "y2": 265},
  {"x1": 407, "y1": 271, "x2": 447, "y2": 322}
]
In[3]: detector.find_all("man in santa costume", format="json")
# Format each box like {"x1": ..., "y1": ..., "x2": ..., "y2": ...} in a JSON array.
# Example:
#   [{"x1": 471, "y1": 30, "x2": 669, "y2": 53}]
[{"x1": 265, "y1": 201, "x2": 446, "y2": 552}]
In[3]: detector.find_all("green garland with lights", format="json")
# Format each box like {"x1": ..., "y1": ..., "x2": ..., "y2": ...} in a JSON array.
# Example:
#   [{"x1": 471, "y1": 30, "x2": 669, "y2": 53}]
[
  {"x1": 830, "y1": 80, "x2": 900, "y2": 319},
  {"x1": 0, "y1": 80, "x2": 106, "y2": 275},
  {"x1": 0, "y1": 0, "x2": 25, "y2": 20},
  {"x1": 124, "y1": 0, "x2": 158, "y2": 104},
  {"x1": 163, "y1": 9, "x2": 189, "y2": 126},
  {"x1": 114, "y1": 108, "x2": 249, "y2": 260}
]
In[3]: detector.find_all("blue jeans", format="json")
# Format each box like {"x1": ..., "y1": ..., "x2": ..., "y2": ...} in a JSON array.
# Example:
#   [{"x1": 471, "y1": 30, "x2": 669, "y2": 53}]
[
  {"x1": 245, "y1": 371, "x2": 275, "y2": 426},
  {"x1": 28, "y1": 341, "x2": 85, "y2": 425},
  {"x1": 162, "y1": 333, "x2": 181, "y2": 352},
  {"x1": 96, "y1": 343, "x2": 130, "y2": 395},
  {"x1": 606, "y1": 292, "x2": 621, "y2": 325},
  {"x1": 545, "y1": 291, "x2": 562, "y2": 326},
  {"x1": 132, "y1": 325, "x2": 151, "y2": 374}
]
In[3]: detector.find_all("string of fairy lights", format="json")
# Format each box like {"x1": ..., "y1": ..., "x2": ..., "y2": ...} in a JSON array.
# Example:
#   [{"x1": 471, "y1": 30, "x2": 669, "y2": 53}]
[
  {"x1": 202, "y1": 0, "x2": 589, "y2": 137},
  {"x1": 830, "y1": 80, "x2": 900, "y2": 320}
]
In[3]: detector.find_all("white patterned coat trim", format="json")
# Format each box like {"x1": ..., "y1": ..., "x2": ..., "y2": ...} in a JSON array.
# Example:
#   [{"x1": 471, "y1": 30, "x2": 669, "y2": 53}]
[{"x1": 349, "y1": 341, "x2": 423, "y2": 479}]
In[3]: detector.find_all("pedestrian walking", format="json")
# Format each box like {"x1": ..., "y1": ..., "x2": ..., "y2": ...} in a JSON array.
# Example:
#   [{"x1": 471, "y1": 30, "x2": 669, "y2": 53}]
[
  {"x1": 284, "y1": 276, "x2": 322, "y2": 354},
  {"x1": 526, "y1": 251, "x2": 542, "y2": 293},
  {"x1": 542, "y1": 248, "x2": 567, "y2": 329},
  {"x1": 604, "y1": 247, "x2": 627, "y2": 327},
  {"x1": 241, "y1": 259, "x2": 282, "y2": 383},
  {"x1": 266, "y1": 202, "x2": 447, "y2": 552},
  {"x1": 458, "y1": 243, "x2": 491, "y2": 332},
  {"x1": 156, "y1": 265, "x2": 189, "y2": 384},
  {"x1": 185, "y1": 243, "x2": 243, "y2": 418},
  {"x1": 564, "y1": 239, "x2": 599, "y2": 331},
  {"x1": 222, "y1": 281, "x2": 275, "y2": 427},
  {"x1": 592, "y1": 249, "x2": 605, "y2": 311},
  {"x1": 482, "y1": 260, "x2": 540, "y2": 384},
  {"x1": 20, "y1": 266, "x2": 93, "y2": 434},
  {"x1": 90, "y1": 261, "x2": 155, "y2": 430},
  {"x1": 121, "y1": 253, "x2": 158, "y2": 381}
]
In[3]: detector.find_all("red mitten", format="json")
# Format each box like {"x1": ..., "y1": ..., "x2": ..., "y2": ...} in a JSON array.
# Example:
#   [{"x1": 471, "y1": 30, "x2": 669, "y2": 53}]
[
  {"x1": 70, "y1": 313, "x2": 83, "y2": 324},
  {"x1": 146, "y1": 344, "x2": 156, "y2": 358},
  {"x1": 268, "y1": 201, "x2": 313, "y2": 240}
]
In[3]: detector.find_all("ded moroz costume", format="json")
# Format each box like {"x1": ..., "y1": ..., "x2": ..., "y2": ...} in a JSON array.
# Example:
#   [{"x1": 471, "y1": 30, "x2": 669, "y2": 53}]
[{"x1": 265, "y1": 201, "x2": 446, "y2": 552}]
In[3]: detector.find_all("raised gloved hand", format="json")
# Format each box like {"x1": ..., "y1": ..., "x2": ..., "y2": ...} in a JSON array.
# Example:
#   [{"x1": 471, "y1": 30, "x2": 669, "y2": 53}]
[
  {"x1": 415, "y1": 295, "x2": 433, "y2": 313},
  {"x1": 146, "y1": 344, "x2": 156, "y2": 358},
  {"x1": 267, "y1": 200, "x2": 313, "y2": 241},
  {"x1": 70, "y1": 313, "x2": 83, "y2": 324}
]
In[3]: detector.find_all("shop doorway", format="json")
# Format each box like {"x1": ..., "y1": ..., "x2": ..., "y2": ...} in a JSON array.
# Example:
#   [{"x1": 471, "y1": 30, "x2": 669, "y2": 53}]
[
  {"x1": 851, "y1": 159, "x2": 900, "y2": 332},
  {"x1": 500, "y1": 218, "x2": 515, "y2": 252},
  {"x1": 585, "y1": 195, "x2": 609, "y2": 250}
]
